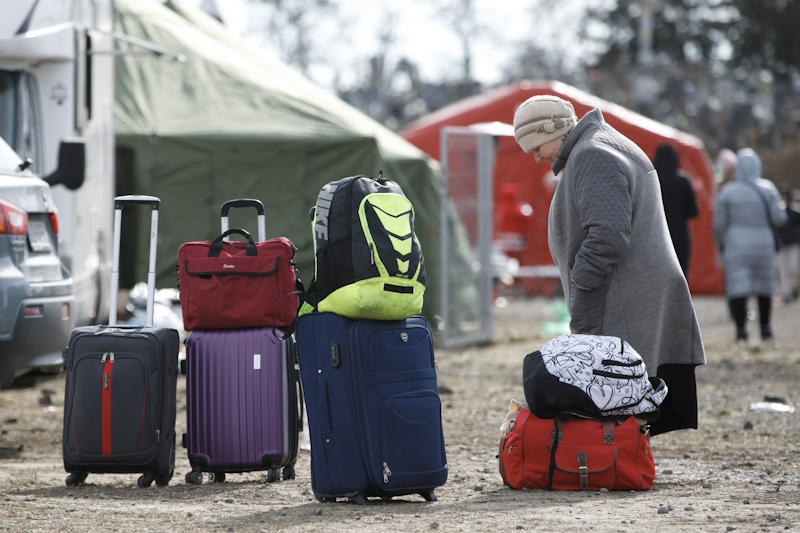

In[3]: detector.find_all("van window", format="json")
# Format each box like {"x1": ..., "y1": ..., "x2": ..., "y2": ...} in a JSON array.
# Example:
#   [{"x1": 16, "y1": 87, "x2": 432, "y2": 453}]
[
  {"x1": 0, "y1": 69, "x2": 45, "y2": 175},
  {"x1": 0, "y1": 71, "x2": 18, "y2": 151}
]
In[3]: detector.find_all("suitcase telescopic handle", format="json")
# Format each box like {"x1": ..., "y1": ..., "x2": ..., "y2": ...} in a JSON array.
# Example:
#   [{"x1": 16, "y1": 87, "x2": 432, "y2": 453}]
[
  {"x1": 220, "y1": 198, "x2": 266, "y2": 242},
  {"x1": 114, "y1": 195, "x2": 160, "y2": 210},
  {"x1": 109, "y1": 195, "x2": 161, "y2": 327}
]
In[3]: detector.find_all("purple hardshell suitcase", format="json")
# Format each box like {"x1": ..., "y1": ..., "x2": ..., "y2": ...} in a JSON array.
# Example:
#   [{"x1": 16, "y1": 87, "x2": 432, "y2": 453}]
[{"x1": 181, "y1": 327, "x2": 302, "y2": 484}]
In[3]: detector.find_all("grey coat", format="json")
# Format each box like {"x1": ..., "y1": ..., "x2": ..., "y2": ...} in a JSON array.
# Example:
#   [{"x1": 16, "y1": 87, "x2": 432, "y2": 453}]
[
  {"x1": 548, "y1": 109, "x2": 705, "y2": 371},
  {"x1": 712, "y1": 149, "x2": 787, "y2": 298}
]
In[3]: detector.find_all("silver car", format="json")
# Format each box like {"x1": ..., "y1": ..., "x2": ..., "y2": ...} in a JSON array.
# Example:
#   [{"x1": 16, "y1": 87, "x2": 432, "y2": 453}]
[{"x1": 0, "y1": 136, "x2": 74, "y2": 387}]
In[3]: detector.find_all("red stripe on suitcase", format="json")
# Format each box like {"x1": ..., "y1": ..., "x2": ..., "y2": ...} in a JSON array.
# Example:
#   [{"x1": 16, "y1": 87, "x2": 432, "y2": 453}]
[
  {"x1": 101, "y1": 357, "x2": 113, "y2": 455},
  {"x1": 135, "y1": 390, "x2": 146, "y2": 452}
]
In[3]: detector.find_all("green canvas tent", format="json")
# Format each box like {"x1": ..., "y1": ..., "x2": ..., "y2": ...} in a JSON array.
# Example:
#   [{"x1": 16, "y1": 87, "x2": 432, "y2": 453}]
[{"x1": 113, "y1": 0, "x2": 477, "y2": 327}]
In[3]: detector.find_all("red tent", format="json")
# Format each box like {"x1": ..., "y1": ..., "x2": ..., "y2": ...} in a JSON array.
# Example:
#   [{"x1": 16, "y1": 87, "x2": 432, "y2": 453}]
[{"x1": 400, "y1": 80, "x2": 723, "y2": 294}]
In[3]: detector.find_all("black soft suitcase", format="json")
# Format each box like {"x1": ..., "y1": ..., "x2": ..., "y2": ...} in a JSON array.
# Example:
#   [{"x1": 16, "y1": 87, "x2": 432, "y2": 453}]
[{"x1": 62, "y1": 195, "x2": 180, "y2": 488}]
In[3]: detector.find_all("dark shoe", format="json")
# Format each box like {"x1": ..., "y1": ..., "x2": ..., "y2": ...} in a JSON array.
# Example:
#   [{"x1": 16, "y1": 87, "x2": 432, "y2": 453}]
[
  {"x1": 761, "y1": 328, "x2": 778, "y2": 348},
  {"x1": 735, "y1": 328, "x2": 747, "y2": 347}
]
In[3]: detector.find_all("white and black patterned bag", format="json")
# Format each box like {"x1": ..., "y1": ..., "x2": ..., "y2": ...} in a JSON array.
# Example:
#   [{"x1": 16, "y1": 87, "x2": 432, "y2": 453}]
[{"x1": 522, "y1": 334, "x2": 668, "y2": 421}]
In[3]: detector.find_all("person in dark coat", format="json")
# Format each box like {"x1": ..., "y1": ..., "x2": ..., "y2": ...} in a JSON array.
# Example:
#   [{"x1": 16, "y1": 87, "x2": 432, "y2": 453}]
[
  {"x1": 776, "y1": 186, "x2": 800, "y2": 304},
  {"x1": 653, "y1": 144, "x2": 699, "y2": 278}
]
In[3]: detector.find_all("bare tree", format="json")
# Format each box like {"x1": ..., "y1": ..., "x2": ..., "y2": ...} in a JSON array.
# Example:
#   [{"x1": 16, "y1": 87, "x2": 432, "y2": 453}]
[
  {"x1": 436, "y1": 0, "x2": 488, "y2": 82},
  {"x1": 248, "y1": 0, "x2": 339, "y2": 74},
  {"x1": 503, "y1": 42, "x2": 582, "y2": 86},
  {"x1": 502, "y1": 0, "x2": 585, "y2": 86}
]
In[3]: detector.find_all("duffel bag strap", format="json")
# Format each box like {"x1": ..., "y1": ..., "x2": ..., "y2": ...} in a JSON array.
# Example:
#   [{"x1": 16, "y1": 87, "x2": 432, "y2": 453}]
[
  {"x1": 551, "y1": 419, "x2": 565, "y2": 444},
  {"x1": 577, "y1": 450, "x2": 589, "y2": 490},
  {"x1": 546, "y1": 413, "x2": 570, "y2": 490},
  {"x1": 273, "y1": 279, "x2": 306, "y2": 340},
  {"x1": 602, "y1": 421, "x2": 615, "y2": 444}
]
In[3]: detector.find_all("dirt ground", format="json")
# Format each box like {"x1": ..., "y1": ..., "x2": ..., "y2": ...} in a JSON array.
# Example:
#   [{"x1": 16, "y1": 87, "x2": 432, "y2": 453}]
[{"x1": 1, "y1": 295, "x2": 799, "y2": 532}]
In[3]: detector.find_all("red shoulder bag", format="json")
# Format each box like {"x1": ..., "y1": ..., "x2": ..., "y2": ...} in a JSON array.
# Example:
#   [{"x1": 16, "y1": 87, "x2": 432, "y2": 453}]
[{"x1": 499, "y1": 407, "x2": 655, "y2": 491}]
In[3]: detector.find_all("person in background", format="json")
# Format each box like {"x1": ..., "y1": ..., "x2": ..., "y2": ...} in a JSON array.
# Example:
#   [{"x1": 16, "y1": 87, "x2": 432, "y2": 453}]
[
  {"x1": 653, "y1": 144, "x2": 699, "y2": 278},
  {"x1": 712, "y1": 149, "x2": 787, "y2": 346},
  {"x1": 513, "y1": 95, "x2": 705, "y2": 436},
  {"x1": 716, "y1": 148, "x2": 738, "y2": 190},
  {"x1": 714, "y1": 149, "x2": 736, "y2": 319},
  {"x1": 776, "y1": 185, "x2": 800, "y2": 304}
]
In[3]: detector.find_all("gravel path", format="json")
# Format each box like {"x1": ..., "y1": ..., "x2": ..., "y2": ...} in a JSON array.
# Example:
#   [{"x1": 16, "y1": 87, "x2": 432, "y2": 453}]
[{"x1": 1, "y1": 295, "x2": 799, "y2": 532}]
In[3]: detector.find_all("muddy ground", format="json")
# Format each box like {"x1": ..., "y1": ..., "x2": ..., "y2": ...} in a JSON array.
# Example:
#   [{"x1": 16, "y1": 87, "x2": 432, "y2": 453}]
[{"x1": 1, "y1": 295, "x2": 799, "y2": 532}]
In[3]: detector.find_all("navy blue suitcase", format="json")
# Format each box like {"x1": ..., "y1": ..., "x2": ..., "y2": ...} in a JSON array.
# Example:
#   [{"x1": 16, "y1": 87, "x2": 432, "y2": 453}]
[{"x1": 296, "y1": 312, "x2": 447, "y2": 504}]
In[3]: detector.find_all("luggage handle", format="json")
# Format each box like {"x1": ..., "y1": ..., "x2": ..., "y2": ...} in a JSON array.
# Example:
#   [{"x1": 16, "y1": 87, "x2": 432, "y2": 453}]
[
  {"x1": 286, "y1": 334, "x2": 304, "y2": 461},
  {"x1": 109, "y1": 195, "x2": 160, "y2": 327},
  {"x1": 292, "y1": 338, "x2": 304, "y2": 441},
  {"x1": 208, "y1": 229, "x2": 258, "y2": 258},
  {"x1": 221, "y1": 198, "x2": 266, "y2": 242}
]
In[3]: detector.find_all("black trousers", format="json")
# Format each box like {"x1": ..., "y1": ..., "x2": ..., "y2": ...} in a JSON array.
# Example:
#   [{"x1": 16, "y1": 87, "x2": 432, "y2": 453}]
[
  {"x1": 728, "y1": 295, "x2": 771, "y2": 335},
  {"x1": 650, "y1": 364, "x2": 699, "y2": 436}
]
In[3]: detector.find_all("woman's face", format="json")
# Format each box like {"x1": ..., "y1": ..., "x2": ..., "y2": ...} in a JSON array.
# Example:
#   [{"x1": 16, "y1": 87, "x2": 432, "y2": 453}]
[{"x1": 533, "y1": 137, "x2": 564, "y2": 165}]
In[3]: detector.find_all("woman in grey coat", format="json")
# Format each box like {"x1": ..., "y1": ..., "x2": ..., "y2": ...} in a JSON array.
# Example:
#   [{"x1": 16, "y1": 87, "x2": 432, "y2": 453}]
[
  {"x1": 513, "y1": 95, "x2": 706, "y2": 435},
  {"x1": 713, "y1": 149, "x2": 787, "y2": 344}
]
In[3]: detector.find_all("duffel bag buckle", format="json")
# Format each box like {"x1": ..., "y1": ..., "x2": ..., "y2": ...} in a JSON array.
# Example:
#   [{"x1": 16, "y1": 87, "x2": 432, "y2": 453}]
[{"x1": 577, "y1": 450, "x2": 589, "y2": 490}]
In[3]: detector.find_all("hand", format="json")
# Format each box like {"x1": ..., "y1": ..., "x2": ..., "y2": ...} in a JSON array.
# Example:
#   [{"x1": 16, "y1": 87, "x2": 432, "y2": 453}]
[{"x1": 568, "y1": 280, "x2": 609, "y2": 335}]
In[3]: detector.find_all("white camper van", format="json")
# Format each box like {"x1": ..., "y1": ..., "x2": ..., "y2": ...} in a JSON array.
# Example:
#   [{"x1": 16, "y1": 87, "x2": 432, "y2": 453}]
[{"x1": 0, "y1": 0, "x2": 115, "y2": 328}]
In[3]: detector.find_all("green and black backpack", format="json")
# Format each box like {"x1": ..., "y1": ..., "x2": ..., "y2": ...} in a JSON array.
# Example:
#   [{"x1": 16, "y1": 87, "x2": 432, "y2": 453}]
[{"x1": 299, "y1": 173, "x2": 426, "y2": 319}]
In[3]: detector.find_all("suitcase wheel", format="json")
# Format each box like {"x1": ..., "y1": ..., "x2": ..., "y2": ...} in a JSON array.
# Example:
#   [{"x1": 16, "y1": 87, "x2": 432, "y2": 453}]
[
  {"x1": 349, "y1": 493, "x2": 369, "y2": 506},
  {"x1": 282, "y1": 466, "x2": 296, "y2": 480},
  {"x1": 267, "y1": 468, "x2": 280, "y2": 483},
  {"x1": 156, "y1": 440, "x2": 175, "y2": 487},
  {"x1": 65, "y1": 472, "x2": 88, "y2": 487},
  {"x1": 185, "y1": 471, "x2": 203, "y2": 484},
  {"x1": 419, "y1": 490, "x2": 437, "y2": 502},
  {"x1": 208, "y1": 471, "x2": 226, "y2": 483},
  {"x1": 380, "y1": 496, "x2": 392, "y2": 502},
  {"x1": 155, "y1": 471, "x2": 173, "y2": 488},
  {"x1": 137, "y1": 473, "x2": 155, "y2": 488}
]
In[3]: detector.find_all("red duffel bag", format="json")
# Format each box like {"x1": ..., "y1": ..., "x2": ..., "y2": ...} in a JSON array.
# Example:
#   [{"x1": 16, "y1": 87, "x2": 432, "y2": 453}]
[
  {"x1": 499, "y1": 404, "x2": 655, "y2": 491},
  {"x1": 178, "y1": 228, "x2": 299, "y2": 331}
]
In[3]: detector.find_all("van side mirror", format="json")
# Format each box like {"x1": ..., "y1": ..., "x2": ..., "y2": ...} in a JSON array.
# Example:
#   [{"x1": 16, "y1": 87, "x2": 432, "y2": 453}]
[{"x1": 44, "y1": 139, "x2": 86, "y2": 190}]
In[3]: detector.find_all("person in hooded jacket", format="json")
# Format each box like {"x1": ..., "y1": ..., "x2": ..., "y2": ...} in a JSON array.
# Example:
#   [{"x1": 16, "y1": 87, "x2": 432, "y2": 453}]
[
  {"x1": 713, "y1": 148, "x2": 787, "y2": 345},
  {"x1": 512, "y1": 95, "x2": 705, "y2": 435},
  {"x1": 653, "y1": 144, "x2": 699, "y2": 278}
]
